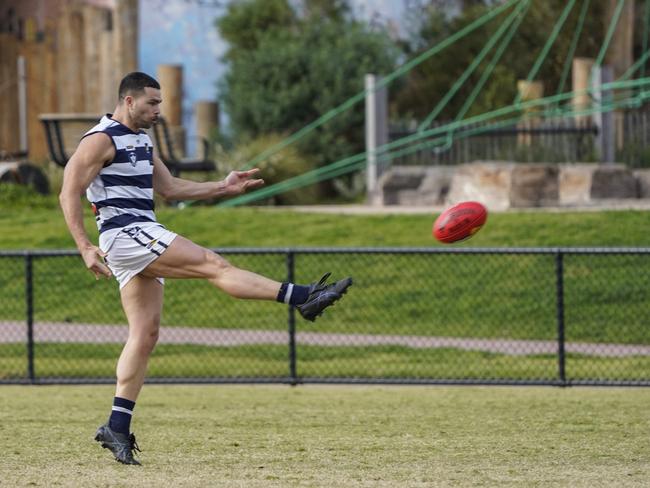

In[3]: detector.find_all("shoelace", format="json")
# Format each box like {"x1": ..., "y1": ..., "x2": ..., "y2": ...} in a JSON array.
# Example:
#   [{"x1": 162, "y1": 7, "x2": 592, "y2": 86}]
[
  {"x1": 313, "y1": 272, "x2": 331, "y2": 291},
  {"x1": 129, "y1": 434, "x2": 141, "y2": 453}
]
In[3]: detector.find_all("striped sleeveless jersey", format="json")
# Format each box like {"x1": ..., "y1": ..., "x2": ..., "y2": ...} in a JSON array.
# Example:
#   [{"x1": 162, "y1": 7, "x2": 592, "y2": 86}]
[{"x1": 83, "y1": 115, "x2": 157, "y2": 234}]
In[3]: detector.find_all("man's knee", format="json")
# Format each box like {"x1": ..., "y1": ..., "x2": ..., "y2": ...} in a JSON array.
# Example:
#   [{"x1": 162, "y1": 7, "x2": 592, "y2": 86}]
[
  {"x1": 128, "y1": 318, "x2": 160, "y2": 354},
  {"x1": 134, "y1": 333, "x2": 158, "y2": 356},
  {"x1": 203, "y1": 249, "x2": 232, "y2": 279}
]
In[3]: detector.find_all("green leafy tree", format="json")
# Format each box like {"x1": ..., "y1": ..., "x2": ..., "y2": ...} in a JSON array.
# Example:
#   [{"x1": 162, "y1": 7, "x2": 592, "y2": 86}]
[
  {"x1": 217, "y1": 0, "x2": 296, "y2": 60},
  {"x1": 216, "y1": 0, "x2": 399, "y2": 172},
  {"x1": 394, "y1": 0, "x2": 609, "y2": 122}
]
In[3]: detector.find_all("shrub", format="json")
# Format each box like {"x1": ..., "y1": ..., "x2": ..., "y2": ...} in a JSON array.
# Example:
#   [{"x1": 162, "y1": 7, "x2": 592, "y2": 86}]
[{"x1": 215, "y1": 133, "x2": 320, "y2": 205}]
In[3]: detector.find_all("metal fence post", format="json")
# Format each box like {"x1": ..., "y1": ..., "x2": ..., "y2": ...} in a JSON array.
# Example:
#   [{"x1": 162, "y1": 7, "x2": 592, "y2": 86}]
[
  {"x1": 25, "y1": 253, "x2": 35, "y2": 383},
  {"x1": 287, "y1": 251, "x2": 297, "y2": 385},
  {"x1": 555, "y1": 251, "x2": 566, "y2": 385}
]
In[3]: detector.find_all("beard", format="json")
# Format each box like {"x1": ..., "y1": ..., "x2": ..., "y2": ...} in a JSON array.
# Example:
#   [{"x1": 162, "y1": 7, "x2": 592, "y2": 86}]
[{"x1": 137, "y1": 116, "x2": 157, "y2": 129}]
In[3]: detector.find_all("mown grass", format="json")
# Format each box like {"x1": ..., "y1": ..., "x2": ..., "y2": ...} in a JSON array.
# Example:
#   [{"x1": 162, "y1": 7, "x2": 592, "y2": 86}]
[
  {"x1": 1, "y1": 343, "x2": 648, "y2": 382},
  {"x1": 2, "y1": 244, "x2": 650, "y2": 343},
  {"x1": 1, "y1": 384, "x2": 649, "y2": 487},
  {"x1": 2, "y1": 205, "x2": 650, "y2": 249},
  {"x1": 2, "y1": 206, "x2": 650, "y2": 381}
]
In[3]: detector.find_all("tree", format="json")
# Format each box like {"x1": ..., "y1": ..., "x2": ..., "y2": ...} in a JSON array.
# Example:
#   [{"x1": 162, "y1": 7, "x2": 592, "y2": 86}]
[
  {"x1": 394, "y1": 0, "x2": 608, "y2": 123},
  {"x1": 216, "y1": 0, "x2": 399, "y2": 170},
  {"x1": 217, "y1": 0, "x2": 296, "y2": 61}
]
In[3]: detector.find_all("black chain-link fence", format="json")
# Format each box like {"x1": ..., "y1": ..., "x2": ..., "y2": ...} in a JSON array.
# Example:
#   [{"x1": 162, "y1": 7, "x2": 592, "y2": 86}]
[{"x1": 1, "y1": 248, "x2": 649, "y2": 386}]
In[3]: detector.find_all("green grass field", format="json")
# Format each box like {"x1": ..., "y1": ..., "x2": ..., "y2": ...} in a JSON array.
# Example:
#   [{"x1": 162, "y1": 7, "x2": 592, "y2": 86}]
[
  {"x1": 2, "y1": 202, "x2": 650, "y2": 485},
  {"x1": 2, "y1": 206, "x2": 650, "y2": 383},
  {"x1": 1, "y1": 384, "x2": 649, "y2": 487},
  {"x1": 2, "y1": 205, "x2": 650, "y2": 249},
  {"x1": 2, "y1": 343, "x2": 649, "y2": 382}
]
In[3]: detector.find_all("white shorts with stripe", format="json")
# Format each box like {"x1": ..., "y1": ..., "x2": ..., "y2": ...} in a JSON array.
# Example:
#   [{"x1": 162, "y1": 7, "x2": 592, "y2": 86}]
[{"x1": 99, "y1": 222, "x2": 177, "y2": 289}]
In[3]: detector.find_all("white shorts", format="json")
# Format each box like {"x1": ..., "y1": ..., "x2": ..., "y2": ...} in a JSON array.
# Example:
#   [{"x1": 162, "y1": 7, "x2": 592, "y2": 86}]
[{"x1": 100, "y1": 223, "x2": 177, "y2": 289}]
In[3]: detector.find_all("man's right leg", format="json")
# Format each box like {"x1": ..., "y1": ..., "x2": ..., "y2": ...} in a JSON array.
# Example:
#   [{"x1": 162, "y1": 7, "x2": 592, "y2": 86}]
[
  {"x1": 141, "y1": 235, "x2": 352, "y2": 320},
  {"x1": 95, "y1": 275, "x2": 163, "y2": 465},
  {"x1": 142, "y1": 235, "x2": 280, "y2": 299}
]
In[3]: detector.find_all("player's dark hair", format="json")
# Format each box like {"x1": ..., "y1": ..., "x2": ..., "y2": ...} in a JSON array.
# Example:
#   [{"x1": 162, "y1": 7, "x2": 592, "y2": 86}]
[{"x1": 118, "y1": 72, "x2": 160, "y2": 100}]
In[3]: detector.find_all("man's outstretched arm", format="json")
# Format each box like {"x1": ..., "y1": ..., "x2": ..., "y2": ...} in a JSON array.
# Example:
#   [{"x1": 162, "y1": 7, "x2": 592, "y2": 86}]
[
  {"x1": 59, "y1": 133, "x2": 114, "y2": 280},
  {"x1": 152, "y1": 156, "x2": 264, "y2": 201}
]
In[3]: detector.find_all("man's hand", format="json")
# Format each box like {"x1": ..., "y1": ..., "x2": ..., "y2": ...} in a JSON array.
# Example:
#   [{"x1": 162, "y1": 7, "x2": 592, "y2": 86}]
[
  {"x1": 223, "y1": 169, "x2": 265, "y2": 196},
  {"x1": 81, "y1": 245, "x2": 112, "y2": 280}
]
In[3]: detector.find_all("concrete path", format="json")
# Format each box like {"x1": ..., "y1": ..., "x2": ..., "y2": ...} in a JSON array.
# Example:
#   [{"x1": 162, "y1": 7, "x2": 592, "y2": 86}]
[
  {"x1": 267, "y1": 200, "x2": 650, "y2": 215},
  {"x1": 2, "y1": 321, "x2": 649, "y2": 357}
]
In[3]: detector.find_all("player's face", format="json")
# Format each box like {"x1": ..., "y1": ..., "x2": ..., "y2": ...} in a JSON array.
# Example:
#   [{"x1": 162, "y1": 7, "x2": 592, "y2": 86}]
[{"x1": 129, "y1": 87, "x2": 162, "y2": 129}]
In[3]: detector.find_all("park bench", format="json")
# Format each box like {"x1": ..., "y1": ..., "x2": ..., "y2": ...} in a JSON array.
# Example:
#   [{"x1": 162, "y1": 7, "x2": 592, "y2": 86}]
[
  {"x1": 149, "y1": 115, "x2": 216, "y2": 176},
  {"x1": 39, "y1": 113, "x2": 217, "y2": 177}
]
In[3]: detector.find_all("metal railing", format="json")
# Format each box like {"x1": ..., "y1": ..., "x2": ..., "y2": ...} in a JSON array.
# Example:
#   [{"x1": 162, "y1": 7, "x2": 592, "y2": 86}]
[
  {"x1": 1, "y1": 248, "x2": 650, "y2": 386},
  {"x1": 389, "y1": 109, "x2": 650, "y2": 168},
  {"x1": 388, "y1": 119, "x2": 599, "y2": 166}
]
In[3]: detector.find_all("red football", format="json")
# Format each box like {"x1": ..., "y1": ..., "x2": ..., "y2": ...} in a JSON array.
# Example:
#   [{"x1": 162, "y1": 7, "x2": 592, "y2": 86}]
[{"x1": 433, "y1": 201, "x2": 487, "y2": 244}]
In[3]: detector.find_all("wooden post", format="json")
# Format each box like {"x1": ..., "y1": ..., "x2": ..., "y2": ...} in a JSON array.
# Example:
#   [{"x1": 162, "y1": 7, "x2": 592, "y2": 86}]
[
  {"x1": 43, "y1": 18, "x2": 59, "y2": 115},
  {"x1": 113, "y1": 0, "x2": 138, "y2": 77},
  {"x1": 572, "y1": 57, "x2": 594, "y2": 126},
  {"x1": 100, "y1": 27, "x2": 116, "y2": 113},
  {"x1": 23, "y1": 17, "x2": 38, "y2": 43},
  {"x1": 516, "y1": 80, "x2": 544, "y2": 147},
  {"x1": 19, "y1": 40, "x2": 49, "y2": 161},
  {"x1": 83, "y1": 5, "x2": 105, "y2": 114},
  {"x1": 57, "y1": 3, "x2": 86, "y2": 113},
  {"x1": 0, "y1": 33, "x2": 19, "y2": 154},
  {"x1": 194, "y1": 101, "x2": 219, "y2": 158},
  {"x1": 158, "y1": 64, "x2": 185, "y2": 156},
  {"x1": 605, "y1": 0, "x2": 634, "y2": 152},
  {"x1": 604, "y1": 0, "x2": 634, "y2": 80},
  {"x1": 517, "y1": 81, "x2": 544, "y2": 106},
  {"x1": 157, "y1": 64, "x2": 183, "y2": 125}
]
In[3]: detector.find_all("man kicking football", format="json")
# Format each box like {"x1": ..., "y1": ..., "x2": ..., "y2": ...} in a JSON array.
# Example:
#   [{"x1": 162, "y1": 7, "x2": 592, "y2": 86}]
[{"x1": 59, "y1": 71, "x2": 352, "y2": 465}]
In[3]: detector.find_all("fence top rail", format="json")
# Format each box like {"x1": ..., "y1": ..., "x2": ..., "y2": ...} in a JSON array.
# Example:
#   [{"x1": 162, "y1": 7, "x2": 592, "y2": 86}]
[{"x1": 3, "y1": 247, "x2": 650, "y2": 258}]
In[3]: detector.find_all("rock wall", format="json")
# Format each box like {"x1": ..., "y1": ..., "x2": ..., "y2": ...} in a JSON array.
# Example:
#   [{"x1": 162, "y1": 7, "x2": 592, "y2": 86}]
[{"x1": 379, "y1": 162, "x2": 643, "y2": 209}]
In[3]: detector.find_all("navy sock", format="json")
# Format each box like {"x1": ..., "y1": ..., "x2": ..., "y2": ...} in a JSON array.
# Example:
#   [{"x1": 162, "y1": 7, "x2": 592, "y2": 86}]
[
  {"x1": 109, "y1": 397, "x2": 135, "y2": 435},
  {"x1": 276, "y1": 282, "x2": 310, "y2": 305}
]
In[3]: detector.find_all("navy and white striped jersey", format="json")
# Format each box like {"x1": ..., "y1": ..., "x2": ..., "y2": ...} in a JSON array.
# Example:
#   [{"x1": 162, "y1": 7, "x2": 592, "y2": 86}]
[{"x1": 83, "y1": 115, "x2": 157, "y2": 235}]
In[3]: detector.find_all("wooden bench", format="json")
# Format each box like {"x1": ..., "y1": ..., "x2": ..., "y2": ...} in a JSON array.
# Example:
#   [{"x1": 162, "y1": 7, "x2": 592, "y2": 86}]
[{"x1": 39, "y1": 113, "x2": 217, "y2": 176}]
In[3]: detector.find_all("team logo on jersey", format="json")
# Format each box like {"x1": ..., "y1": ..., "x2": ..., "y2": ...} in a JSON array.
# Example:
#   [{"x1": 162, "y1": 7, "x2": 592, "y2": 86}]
[{"x1": 128, "y1": 151, "x2": 137, "y2": 166}]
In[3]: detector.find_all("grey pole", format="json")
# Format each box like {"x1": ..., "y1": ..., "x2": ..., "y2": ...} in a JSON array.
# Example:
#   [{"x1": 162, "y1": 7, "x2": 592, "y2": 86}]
[
  {"x1": 591, "y1": 65, "x2": 615, "y2": 163},
  {"x1": 365, "y1": 74, "x2": 378, "y2": 204},
  {"x1": 365, "y1": 74, "x2": 388, "y2": 205}
]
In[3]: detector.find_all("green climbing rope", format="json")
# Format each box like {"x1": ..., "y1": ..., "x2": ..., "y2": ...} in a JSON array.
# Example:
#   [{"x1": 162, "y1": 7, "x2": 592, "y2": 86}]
[
  {"x1": 455, "y1": 0, "x2": 531, "y2": 124},
  {"x1": 555, "y1": 0, "x2": 591, "y2": 98},
  {"x1": 513, "y1": 0, "x2": 577, "y2": 105},
  {"x1": 590, "y1": 0, "x2": 625, "y2": 86},
  {"x1": 219, "y1": 77, "x2": 650, "y2": 207},
  {"x1": 239, "y1": 0, "x2": 523, "y2": 171},
  {"x1": 417, "y1": 0, "x2": 527, "y2": 132}
]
